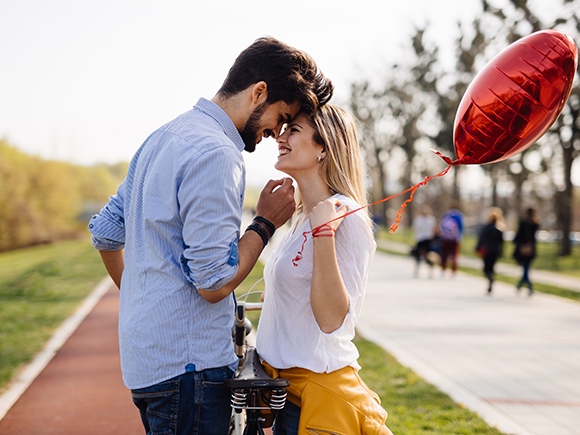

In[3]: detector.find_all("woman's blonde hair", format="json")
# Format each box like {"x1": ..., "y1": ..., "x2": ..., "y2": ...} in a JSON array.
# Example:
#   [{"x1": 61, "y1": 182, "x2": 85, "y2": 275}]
[
  {"x1": 297, "y1": 105, "x2": 370, "y2": 223},
  {"x1": 487, "y1": 206, "x2": 504, "y2": 226}
]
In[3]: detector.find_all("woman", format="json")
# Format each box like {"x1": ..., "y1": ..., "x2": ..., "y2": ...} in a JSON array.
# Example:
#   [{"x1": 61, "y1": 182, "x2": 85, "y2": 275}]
[
  {"x1": 476, "y1": 207, "x2": 505, "y2": 294},
  {"x1": 256, "y1": 105, "x2": 393, "y2": 435},
  {"x1": 513, "y1": 207, "x2": 540, "y2": 296}
]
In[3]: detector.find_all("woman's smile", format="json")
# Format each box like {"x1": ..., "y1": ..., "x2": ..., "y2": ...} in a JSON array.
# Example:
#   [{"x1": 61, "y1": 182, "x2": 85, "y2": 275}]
[{"x1": 278, "y1": 145, "x2": 291, "y2": 157}]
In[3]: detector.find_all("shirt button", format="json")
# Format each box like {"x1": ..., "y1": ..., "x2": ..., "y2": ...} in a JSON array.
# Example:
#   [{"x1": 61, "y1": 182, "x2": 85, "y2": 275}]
[
  {"x1": 180, "y1": 258, "x2": 185, "y2": 263},
  {"x1": 89, "y1": 224, "x2": 94, "y2": 228}
]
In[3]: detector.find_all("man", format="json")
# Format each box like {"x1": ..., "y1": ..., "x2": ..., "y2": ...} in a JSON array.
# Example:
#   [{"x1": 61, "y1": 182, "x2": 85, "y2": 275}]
[{"x1": 88, "y1": 37, "x2": 333, "y2": 434}]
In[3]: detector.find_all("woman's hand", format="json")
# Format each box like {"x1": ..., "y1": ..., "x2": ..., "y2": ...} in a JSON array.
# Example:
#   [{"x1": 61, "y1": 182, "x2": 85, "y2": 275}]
[
  {"x1": 309, "y1": 198, "x2": 349, "y2": 232},
  {"x1": 309, "y1": 197, "x2": 350, "y2": 334}
]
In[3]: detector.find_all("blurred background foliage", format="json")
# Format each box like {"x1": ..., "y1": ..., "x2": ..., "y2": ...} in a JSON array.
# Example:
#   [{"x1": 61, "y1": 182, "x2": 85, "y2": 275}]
[
  {"x1": 350, "y1": 0, "x2": 580, "y2": 256},
  {"x1": 1, "y1": 0, "x2": 579, "y2": 258},
  {"x1": 0, "y1": 138, "x2": 128, "y2": 252}
]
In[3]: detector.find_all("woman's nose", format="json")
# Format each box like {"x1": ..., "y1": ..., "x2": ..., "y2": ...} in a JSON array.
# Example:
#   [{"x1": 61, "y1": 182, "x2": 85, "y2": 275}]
[{"x1": 276, "y1": 130, "x2": 288, "y2": 143}]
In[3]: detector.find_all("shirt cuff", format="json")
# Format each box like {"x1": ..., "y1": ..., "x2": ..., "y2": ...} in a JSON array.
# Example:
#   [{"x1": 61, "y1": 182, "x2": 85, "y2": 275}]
[
  {"x1": 91, "y1": 235, "x2": 125, "y2": 251},
  {"x1": 180, "y1": 238, "x2": 239, "y2": 291}
]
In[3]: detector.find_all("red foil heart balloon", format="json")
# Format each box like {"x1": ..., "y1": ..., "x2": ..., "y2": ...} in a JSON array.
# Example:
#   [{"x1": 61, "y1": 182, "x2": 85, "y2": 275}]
[
  {"x1": 444, "y1": 29, "x2": 578, "y2": 166},
  {"x1": 305, "y1": 30, "x2": 578, "y2": 240}
]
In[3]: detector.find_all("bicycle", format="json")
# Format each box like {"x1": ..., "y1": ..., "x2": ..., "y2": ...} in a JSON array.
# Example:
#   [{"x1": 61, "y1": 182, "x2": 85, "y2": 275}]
[{"x1": 226, "y1": 281, "x2": 290, "y2": 435}]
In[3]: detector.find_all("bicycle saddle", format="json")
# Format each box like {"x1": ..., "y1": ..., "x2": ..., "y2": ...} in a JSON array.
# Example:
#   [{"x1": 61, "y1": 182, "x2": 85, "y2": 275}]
[{"x1": 225, "y1": 346, "x2": 290, "y2": 389}]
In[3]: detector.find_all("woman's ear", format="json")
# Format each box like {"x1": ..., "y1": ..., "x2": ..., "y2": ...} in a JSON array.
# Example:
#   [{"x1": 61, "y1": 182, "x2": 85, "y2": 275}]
[{"x1": 251, "y1": 81, "x2": 268, "y2": 105}]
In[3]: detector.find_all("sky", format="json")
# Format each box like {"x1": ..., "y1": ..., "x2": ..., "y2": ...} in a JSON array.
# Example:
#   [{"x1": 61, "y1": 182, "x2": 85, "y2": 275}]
[{"x1": 0, "y1": 0, "x2": 546, "y2": 188}]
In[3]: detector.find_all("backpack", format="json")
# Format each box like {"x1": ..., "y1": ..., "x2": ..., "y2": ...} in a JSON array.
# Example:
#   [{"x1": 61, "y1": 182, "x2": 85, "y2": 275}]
[{"x1": 439, "y1": 214, "x2": 460, "y2": 241}]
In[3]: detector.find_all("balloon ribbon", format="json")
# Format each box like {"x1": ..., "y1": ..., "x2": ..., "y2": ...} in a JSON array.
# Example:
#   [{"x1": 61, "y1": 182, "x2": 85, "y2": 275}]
[{"x1": 292, "y1": 160, "x2": 453, "y2": 266}]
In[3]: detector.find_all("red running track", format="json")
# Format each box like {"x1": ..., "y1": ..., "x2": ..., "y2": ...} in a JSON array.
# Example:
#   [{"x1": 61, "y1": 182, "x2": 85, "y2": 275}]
[
  {"x1": 0, "y1": 284, "x2": 143, "y2": 434},
  {"x1": 0, "y1": 284, "x2": 273, "y2": 435}
]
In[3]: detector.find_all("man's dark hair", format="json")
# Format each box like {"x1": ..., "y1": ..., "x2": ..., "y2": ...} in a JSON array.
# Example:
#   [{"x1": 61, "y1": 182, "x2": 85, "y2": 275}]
[{"x1": 217, "y1": 37, "x2": 333, "y2": 115}]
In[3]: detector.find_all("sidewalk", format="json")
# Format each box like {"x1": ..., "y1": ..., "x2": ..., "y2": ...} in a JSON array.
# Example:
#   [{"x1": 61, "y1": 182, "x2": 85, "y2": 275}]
[{"x1": 357, "y1": 250, "x2": 580, "y2": 435}]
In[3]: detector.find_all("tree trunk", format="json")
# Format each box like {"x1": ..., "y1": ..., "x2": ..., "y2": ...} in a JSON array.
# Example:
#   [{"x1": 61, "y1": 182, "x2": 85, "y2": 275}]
[
  {"x1": 513, "y1": 172, "x2": 523, "y2": 221},
  {"x1": 560, "y1": 145, "x2": 574, "y2": 255},
  {"x1": 452, "y1": 166, "x2": 461, "y2": 203},
  {"x1": 484, "y1": 166, "x2": 499, "y2": 207},
  {"x1": 371, "y1": 148, "x2": 389, "y2": 227}
]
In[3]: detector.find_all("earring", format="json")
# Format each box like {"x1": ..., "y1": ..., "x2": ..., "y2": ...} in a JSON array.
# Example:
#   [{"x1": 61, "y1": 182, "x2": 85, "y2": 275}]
[{"x1": 317, "y1": 155, "x2": 323, "y2": 163}]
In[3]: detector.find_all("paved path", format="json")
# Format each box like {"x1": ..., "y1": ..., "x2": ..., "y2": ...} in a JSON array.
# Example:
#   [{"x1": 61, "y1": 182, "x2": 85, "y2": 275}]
[{"x1": 358, "y1": 251, "x2": 580, "y2": 435}]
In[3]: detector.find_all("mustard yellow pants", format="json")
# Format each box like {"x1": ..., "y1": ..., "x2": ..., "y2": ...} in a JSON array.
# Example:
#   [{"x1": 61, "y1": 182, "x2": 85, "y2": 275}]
[{"x1": 263, "y1": 363, "x2": 394, "y2": 435}]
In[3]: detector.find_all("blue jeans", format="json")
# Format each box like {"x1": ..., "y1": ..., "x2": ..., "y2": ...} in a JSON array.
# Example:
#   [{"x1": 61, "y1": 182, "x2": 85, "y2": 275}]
[
  {"x1": 520, "y1": 259, "x2": 532, "y2": 288},
  {"x1": 273, "y1": 400, "x2": 301, "y2": 435},
  {"x1": 131, "y1": 366, "x2": 234, "y2": 435}
]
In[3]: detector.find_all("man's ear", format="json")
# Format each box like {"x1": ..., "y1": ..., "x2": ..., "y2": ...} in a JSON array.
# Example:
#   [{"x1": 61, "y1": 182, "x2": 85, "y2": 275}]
[{"x1": 251, "y1": 81, "x2": 268, "y2": 105}]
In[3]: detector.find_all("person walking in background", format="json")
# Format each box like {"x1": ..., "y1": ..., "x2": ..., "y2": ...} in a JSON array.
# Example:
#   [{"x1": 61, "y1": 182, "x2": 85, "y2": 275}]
[
  {"x1": 412, "y1": 204, "x2": 437, "y2": 278},
  {"x1": 438, "y1": 201, "x2": 464, "y2": 277},
  {"x1": 476, "y1": 207, "x2": 505, "y2": 294},
  {"x1": 88, "y1": 37, "x2": 333, "y2": 435},
  {"x1": 513, "y1": 207, "x2": 540, "y2": 296}
]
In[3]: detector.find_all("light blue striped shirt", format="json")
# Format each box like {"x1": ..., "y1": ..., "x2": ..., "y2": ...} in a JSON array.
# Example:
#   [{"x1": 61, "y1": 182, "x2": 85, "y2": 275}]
[{"x1": 89, "y1": 98, "x2": 243, "y2": 389}]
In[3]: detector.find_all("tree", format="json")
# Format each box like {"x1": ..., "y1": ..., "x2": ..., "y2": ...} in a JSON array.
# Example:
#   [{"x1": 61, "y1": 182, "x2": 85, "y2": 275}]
[
  {"x1": 481, "y1": 0, "x2": 580, "y2": 254},
  {"x1": 350, "y1": 80, "x2": 393, "y2": 226},
  {"x1": 0, "y1": 139, "x2": 129, "y2": 251},
  {"x1": 416, "y1": 20, "x2": 489, "y2": 206},
  {"x1": 350, "y1": 23, "x2": 489, "y2": 226}
]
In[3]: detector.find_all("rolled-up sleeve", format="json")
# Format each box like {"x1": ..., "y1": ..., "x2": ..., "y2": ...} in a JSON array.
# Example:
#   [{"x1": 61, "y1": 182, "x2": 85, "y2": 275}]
[
  {"x1": 88, "y1": 179, "x2": 127, "y2": 251},
  {"x1": 177, "y1": 145, "x2": 245, "y2": 291}
]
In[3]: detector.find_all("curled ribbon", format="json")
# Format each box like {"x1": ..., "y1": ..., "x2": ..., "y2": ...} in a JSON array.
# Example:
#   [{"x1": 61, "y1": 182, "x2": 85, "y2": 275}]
[{"x1": 292, "y1": 158, "x2": 454, "y2": 266}]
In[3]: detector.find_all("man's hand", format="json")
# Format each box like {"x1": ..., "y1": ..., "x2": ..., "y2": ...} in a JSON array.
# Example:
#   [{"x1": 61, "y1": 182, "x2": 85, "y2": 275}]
[{"x1": 255, "y1": 178, "x2": 295, "y2": 228}]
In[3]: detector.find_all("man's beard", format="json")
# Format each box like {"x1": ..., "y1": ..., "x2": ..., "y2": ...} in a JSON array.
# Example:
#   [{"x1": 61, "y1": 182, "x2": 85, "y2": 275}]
[{"x1": 240, "y1": 102, "x2": 267, "y2": 153}]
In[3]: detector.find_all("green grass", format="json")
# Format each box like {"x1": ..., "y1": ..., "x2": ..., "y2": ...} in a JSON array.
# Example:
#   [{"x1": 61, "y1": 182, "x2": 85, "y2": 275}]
[
  {"x1": 382, "y1": 227, "x2": 580, "y2": 273},
  {"x1": 0, "y1": 242, "x2": 266, "y2": 392},
  {"x1": 355, "y1": 337, "x2": 508, "y2": 434},
  {"x1": 0, "y1": 237, "x2": 107, "y2": 391},
  {"x1": 235, "y1": 261, "x2": 265, "y2": 327},
  {"x1": 380, "y1": 227, "x2": 580, "y2": 302}
]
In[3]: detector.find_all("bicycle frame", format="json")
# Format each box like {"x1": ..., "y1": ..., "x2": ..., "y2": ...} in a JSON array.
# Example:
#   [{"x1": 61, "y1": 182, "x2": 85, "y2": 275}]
[{"x1": 227, "y1": 288, "x2": 289, "y2": 435}]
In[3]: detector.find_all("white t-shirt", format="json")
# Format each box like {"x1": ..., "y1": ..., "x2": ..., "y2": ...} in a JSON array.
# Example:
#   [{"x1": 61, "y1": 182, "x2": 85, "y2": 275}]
[
  {"x1": 412, "y1": 214, "x2": 437, "y2": 243},
  {"x1": 256, "y1": 194, "x2": 376, "y2": 373}
]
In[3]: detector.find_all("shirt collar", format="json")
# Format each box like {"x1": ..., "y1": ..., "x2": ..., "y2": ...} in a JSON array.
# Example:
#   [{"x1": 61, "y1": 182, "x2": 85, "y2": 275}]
[{"x1": 194, "y1": 98, "x2": 245, "y2": 152}]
